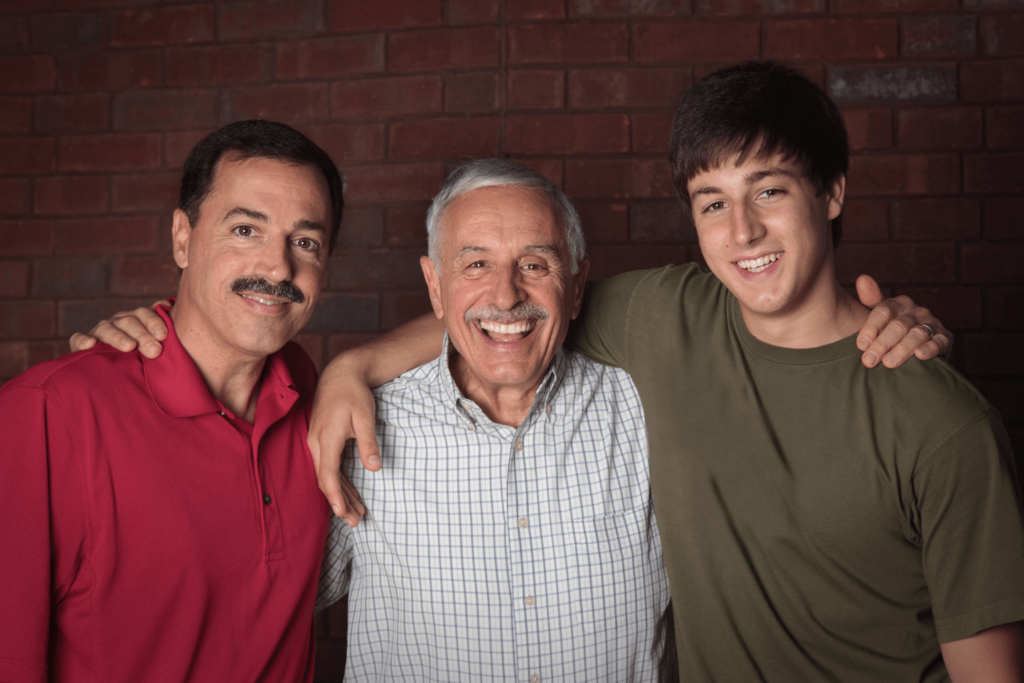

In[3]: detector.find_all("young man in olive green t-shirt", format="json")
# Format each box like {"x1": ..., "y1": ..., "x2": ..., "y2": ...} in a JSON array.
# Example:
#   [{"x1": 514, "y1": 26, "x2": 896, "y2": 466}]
[{"x1": 570, "y1": 62, "x2": 1024, "y2": 681}]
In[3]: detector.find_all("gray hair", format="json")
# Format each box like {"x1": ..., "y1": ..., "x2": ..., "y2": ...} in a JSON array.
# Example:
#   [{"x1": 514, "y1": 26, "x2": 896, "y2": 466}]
[{"x1": 425, "y1": 158, "x2": 586, "y2": 274}]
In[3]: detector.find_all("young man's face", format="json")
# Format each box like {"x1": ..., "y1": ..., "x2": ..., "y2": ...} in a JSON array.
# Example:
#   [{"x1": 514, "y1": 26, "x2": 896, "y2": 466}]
[{"x1": 688, "y1": 152, "x2": 845, "y2": 327}]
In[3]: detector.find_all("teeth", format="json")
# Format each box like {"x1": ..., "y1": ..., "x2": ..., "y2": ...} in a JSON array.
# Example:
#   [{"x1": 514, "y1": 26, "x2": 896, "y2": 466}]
[
  {"x1": 478, "y1": 320, "x2": 535, "y2": 335},
  {"x1": 736, "y1": 252, "x2": 782, "y2": 273},
  {"x1": 241, "y1": 294, "x2": 286, "y2": 306}
]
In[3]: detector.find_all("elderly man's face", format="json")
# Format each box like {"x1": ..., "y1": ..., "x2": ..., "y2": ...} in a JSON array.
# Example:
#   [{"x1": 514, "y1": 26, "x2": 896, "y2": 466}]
[
  {"x1": 172, "y1": 155, "x2": 331, "y2": 360},
  {"x1": 421, "y1": 185, "x2": 589, "y2": 397}
]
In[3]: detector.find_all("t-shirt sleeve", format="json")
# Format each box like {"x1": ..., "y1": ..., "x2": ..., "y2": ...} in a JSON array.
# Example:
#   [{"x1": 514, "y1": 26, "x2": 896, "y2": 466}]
[
  {"x1": 915, "y1": 410, "x2": 1024, "y2": 643},
  {"x1": 565, "y1": 269, "x2": 651, "y2": 372}
]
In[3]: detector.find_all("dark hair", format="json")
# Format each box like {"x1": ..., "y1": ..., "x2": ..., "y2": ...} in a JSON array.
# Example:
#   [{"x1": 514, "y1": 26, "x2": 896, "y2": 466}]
[
  {"x1": 178, "y1": 120, "x2": 344, "y2": 253},
  {"x1": 668, "y1": 61, "x2": 849, "y2": 246}
]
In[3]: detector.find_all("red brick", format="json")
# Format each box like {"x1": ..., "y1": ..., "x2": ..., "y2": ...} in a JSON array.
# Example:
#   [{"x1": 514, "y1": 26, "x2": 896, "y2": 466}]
[
  {"x1": 381, "y1": 291, "x2": 433, "y2": 331},
  {"x1": 631, "y1": 160, "x2": 676, "y2": 198},
  {"x1": 842, "y1": 109, "x2": 893, "y2": 150},
  {"x1": 111, "y1": 5, "x2": 214, "y2": 46},
  {"x1": 336, "y1": 206, "x2": 383, "y2": 247},
  {"x1": 984, "y1": 197, "x2": 1024, "y2": 240},
  {"x1": 289, "y1": 333, "x2": 324, "y2": 371},
  {"x1": 508, "y1": 70, "x2": 565, "y2": 109},
  {"x1": 55, "y1": 214, "x2": 160, "y2": 254},
  {"x1": 445, "y1": 72, "x2": 499, "y2": 113},
  {"x1": 34, "y1": 93, "x2": 108, "y2": 133},
  {"x1": 506, "y1": 114, "x2": 629, "y2": 155},
  {"x1": 34, "y1": 175, "x2": 108, "y2": 215},
  {"x1": 982, "y1": 14, "x2": 1024, "y2": 56},
  {"x1": 569, "y1": 0, "x2": 688, "y2": 15},
  {"x1": 635, "y1": 22, "x2": 759, "y2": 62},
  {"x1": 57, "y1": 298, "x2": 155, "y2": 337},
  {"x1": 767, "y1": 19, "x2": 897, "y2": 60},
  {"x1": 841, "y1": 199, "x2": 889, "y2": 242},
  {"x1": 963, "y1": 243, "x2": 1024, "y2": 284},
  {"x1": 569, "y1": 68, "x2": 690, "y2": 109},
  {"x1": 27, "y1": 341, "x2": 68, "y2": 372},
  {"x1": 0, "y1": 260, "x2": 29, "y2": 297},
  {"x1": 58, "y1": 133, "x2": 162, "y2": 172},
  {"x1": 330, "y1": 0, "x2": 441, "y2": 31},
  {"x1": 0, "y1": 219, "x2": 53, "y2": 254},
  {"x1": 303, "y1": 293, "x2": 378, "y2": 333},
  {"x1": 0, "y1": 55, "x2": 55, "y2": 93},
  {"x1": 390, "y1": 28, "x2": 499, "y2": 71},
  {"x1": 962, "y1": 60, "x2": 1024, "y2": 103},
  {"x1": 276, "y1": 35, "x2": 384, "y2": 80},
  {"x1": 390, "y1": 117, "x2": 499, "y2": 161},
  {"x1": 987, "y1": 106, "x2": 1024, "y2": 149},
  {"x1": 0, "y1": 341, "x2": 29, "y2": 378},
  {"x1": 342, "y1": 163, "x2": 445, "y2": 204},
  {"x1": 632, "y1": 113, "x2": 672, "y2": 153},
  {"x1": 695, "y1": 0, "x2": 824, "y2": 12},
  {"x1": 111, "y1": 255, "x2": 180, "y2": 295},
  {"x1": 384, "y1": 204, "x2": 428, "y2": 247},
  {"x1": 0, "y1": 300, "x2": 55, "y2": 339},
  {"x1": 57, "y1": 50, "x2": 160, "y2": 92},
  {"x1": 217, "y1": 0, "x2": 324, "y2": 40},
  {"x1": 898, "y1": 108, "x2": 983, "y2": 149},
  {"x1": 0, "y1": 0, "x2": 46, "y2": 9},
  {"x1": 326, "y1": 333, "x2": 377, "y2": 358},
  {"x1": 630, "y1": 201, "x2": 695, "y2": 243},
  {"x1": 448, "y1": 0, "x2": 498, "y2": 24},
  {"x1": 0, "y1": 96, "x2": 31, "y2": 133},
  {"x1": 0, "y1": 17, "x2": 29, "y2": 55},
  {"x1": 964, "y1": 153, "x2": 1024, "y2": 194},
  {"x1": 31, "y1": 12, "x2": 105, "y2": 51},
  {"x1": 847, "y1": 154, "x2": 960, "y2": 196},
  {"x1": 330, "y1": 248, "x2": 426, "y2": 290},
  {"x1": 834, "y1": 243, "x2": 956, "y2": 285},
  {"x1": 575, "y1": 202, "x2": 627, "y2": 243},
  {"x1": 227, "y1": 83, "x2": 329, "y2": 124},
  {"x1": 892, "y1": 198, "x2": 980, "y2": 240},
  {"x1": 509, "y1": 24, "x2": 629, "y2": 64},
  {"x1": 111, "y1": 172, "x2": 180, "y2": 213},
  {"x1": 964, "y1": 333, "x2": 1024, "y2": 376},
  {"x1": 893, "y1": 286, "x2": 982, "y2": 329},
  {"x1": 165, "y1": 44, "x2": 273, "y2": 86},
  {"x1": 587, "y1": 245, "x2": 691, "y2": 280},
  {"x1": 300, "y1": 122, "x2": 385, "y2": 163},
  {"x1": 165, "y1": 129, "x2": 214, "y2": 170},
  {"x1": 0, "y1": 138, "x2": 56, "y2": 175},
  {"x1": 983, "y1": 381, "x2": 1024, "y2": 421},
  {"x1": 564, "y1": 159, "x2": 675, "y2": 199},
  {"x1": 902, "y1": 15, "x2": 976, "y2": 55},
  {"x1": 32, "y1": 257, "x2": 106, "y2": 297},
  {"x1": 330, "y1": 75, "x2": 442, "y2": 119},
  {"x1": 0, "y1": 179, "x2": 32, "y2": 216},
  {"x1": 113, "y1": 89, "x2": 220, "y2": 131},
  {"x1": 986, "y1": 287, "x2": 1024, "y2": 330},
  {"x1": 831, "y1": 0, "x2": 957, "y2": 9},
  {"x1": 508, "y1": 0, "x2": 565, "y2": 18},
  {"x1": 509, "y1": 158, "x2": 564, "y2": 188},
  {"x1": 829, "y1": 65, "x2": 957, "y2": 104}
]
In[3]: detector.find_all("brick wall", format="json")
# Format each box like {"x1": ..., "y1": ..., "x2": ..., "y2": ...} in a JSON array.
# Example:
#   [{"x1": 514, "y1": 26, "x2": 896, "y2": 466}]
[{"x1": 1, "y1": 0, "x2": 1022, "y2": 678}]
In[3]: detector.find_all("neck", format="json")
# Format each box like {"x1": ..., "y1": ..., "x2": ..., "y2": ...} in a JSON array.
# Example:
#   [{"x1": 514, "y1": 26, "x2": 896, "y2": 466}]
[
  {"x1": 170, "y1": 298, "x2": 266, "y2": 423},
  {"x1": 740, "y1": 277, "x2": 870, "y2": 349},
  {"x1": 450, "y1": 354, "x2": 541, "y2": 428}
]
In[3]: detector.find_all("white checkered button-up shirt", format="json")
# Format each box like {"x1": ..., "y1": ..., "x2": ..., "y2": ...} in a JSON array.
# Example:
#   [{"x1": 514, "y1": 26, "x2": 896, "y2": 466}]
[{"x1": 317, "y1": 336, "x2": 670, "y2": 682}]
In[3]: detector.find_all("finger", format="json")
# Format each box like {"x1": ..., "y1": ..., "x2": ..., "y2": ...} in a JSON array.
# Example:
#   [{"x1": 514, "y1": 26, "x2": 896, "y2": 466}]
[
  {"x1": 89, "y1": 319, "x2": 141, "y2": 352},
  {"x1": 337, "y1": 475, "x2": 365, "y2": 528},
  {"x1": 353, "y1": 416, "x2": 382, "y2": 472},
  {"x1": 880, "y1": 323, "x2": 936, "y2": 368},
  {"x1": 860, "y1": 311, "x2": 915, "y2": 368},
  {"x1": 855, "y1": 274, "x2": 884, "y2": 309},
  {"x1": 856, "y1": 301, "x2": 897, "y2": 356},
  {"x1": 109, "y1": 315, "x2": 165, "y2": 359},
  {"x1": 317, "y1": 461, "x2": 349, "y2": 520},
  {"x1": 915, "y1": 333, "x2": 951, "y2": 361},
  {"x1": 129, "y1": 305, "x2": 169, "y2": 341},
  {"x1": 69, "y1": 332, "x2": 98, "y2": 353}
]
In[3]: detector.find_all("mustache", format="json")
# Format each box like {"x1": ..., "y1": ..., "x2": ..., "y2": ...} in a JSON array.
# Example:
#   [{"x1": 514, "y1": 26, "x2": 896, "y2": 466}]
[
  {"x1": 464, "y1": 302, "x2": 549, "y2": 324},
  {"x1": 230, "y1": 276, "x2": 305, "y2": 304}
]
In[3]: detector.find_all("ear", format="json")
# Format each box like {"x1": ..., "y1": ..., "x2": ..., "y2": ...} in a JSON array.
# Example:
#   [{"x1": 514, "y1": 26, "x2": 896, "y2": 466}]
[
  {"x1": 826, "y1": 174, "x2": 846, "y2": 222},
  {"x1": 420, "y1": 255, "x2": 444, "y2": 320},
  {"x1": 569, "y1": 258, "x2": 590, "y2": 320},
  {"x1": 171, "y1": 209, "x2": 192, "y2": 270}
]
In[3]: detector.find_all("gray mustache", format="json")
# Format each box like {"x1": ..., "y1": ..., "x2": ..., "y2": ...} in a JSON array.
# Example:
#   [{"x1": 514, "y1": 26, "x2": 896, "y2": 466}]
[
  {"x1": 231, "y1": 276, "x2": 305, "y2": 304},
  {"x1": 465, "y1": 302, "x2": 549, "y2": 324}
]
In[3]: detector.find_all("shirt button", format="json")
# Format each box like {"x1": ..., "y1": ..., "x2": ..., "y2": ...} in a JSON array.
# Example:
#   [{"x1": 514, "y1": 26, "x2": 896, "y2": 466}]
[
  {"x1": 524, "y1": 596, "x2": 535, "y2": 607},
  {"x1": 467, "y1": 422, "x2": 475, "y2": 431},
  {"x1": 218, "y1": 411, "x2": 226, "y2": 417},
  {"x1": 517, "y1": 517, "x2": 529, "y2": 528},
  {"x1": 514, "y1": 440, "x2": 523, "y2": 451},
  {"x1": 263, "y1": 493, "x2": 272, "y2": 505},
  {"x1": 530, "y1": 675, "x2": 541, "y2": 683},
  {"x1": 545, "y1": 403, "x2": 552, "y2": 413}
]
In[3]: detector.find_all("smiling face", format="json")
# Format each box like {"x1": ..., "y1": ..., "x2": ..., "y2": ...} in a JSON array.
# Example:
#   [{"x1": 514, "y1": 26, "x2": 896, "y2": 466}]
[
  {"x1": 421, "y1": 185, "x2": 589, "y2": 400},
  {"x1": 688, "y1": 152, "x2": 845, "y2": 335},
  {"x1": 171, "y1": 155, "x2": 331, "y2": 362}
]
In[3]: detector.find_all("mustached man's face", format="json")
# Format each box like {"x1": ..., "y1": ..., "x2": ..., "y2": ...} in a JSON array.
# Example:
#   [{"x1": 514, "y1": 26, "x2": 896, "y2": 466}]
[
  {"x1": 172, "y1": 155, "x2": 331, "y2": 361},
  {"x1": 421, "y1": 185, "x2": 589, "y2": 398}
]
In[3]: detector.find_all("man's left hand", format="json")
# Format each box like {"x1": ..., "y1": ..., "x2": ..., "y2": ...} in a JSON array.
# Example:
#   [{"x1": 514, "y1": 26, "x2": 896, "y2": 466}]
[{"x1": 855, "y1": 274, "x2": 952, "y2": 369}]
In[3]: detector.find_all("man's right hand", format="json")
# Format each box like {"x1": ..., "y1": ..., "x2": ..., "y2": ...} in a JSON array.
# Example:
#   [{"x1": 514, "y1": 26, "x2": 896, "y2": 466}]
[{"x1": 69, "y1": 302, "x2": 170, "y2": 358}]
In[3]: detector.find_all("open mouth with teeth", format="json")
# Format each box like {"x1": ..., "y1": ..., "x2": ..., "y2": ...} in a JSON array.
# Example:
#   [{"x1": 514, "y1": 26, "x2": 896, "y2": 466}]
[
  {"x1": 239, "y1": 293, "x2": 289, "y2": 306},
  {"x1": 475, "y1": 319, "x2": 538, "y2": 343},
  {"x1": 736, "y1": 252, "x2": 783, "y2": 273}
]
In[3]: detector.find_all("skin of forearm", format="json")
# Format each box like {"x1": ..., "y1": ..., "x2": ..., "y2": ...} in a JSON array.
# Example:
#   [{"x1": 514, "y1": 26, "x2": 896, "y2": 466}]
[{"x1": 323, "y1": 313, "x2": 446, "y2": 389}]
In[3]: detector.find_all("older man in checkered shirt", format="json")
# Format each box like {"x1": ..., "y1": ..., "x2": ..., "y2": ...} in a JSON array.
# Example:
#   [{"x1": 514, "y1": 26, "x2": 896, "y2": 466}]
[{"x1": 315, "y1": 159, "x2": 671, "y2": 681}]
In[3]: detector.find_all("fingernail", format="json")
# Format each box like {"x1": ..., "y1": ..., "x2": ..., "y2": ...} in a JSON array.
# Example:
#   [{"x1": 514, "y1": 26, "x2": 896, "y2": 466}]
[
  {"x1": 863, "y1": 352, "x2": 877, "y2": 366},
  {"x1": 369, "y1": 454, "x2": 381, "y2": 466},
  {"x1": 146, "y1": 342, "x2": 161, "y2": 352},
  {"x1": 331, "y1": 504, "x2": 341, "y2": 517},
  {"x1": 156, "y1": 328, "x2": 167, "y2": 336},
  {"x1": 882, "y1": 353, "x2": 896, "y2": 366},
  {"x1": 857, "y1": 337, "x2": 868, "y2": 349}
]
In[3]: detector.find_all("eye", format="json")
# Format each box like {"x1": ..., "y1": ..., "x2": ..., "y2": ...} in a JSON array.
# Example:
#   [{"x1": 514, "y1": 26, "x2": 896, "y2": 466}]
[
  {"x1": 758, "y1": 188, "x2": 784, "y2": 200},
  {"x1": 703, "y1": 201, "x2": 726, "y2": 214},
  {"x1": 468, "y1": 261, "x2": 486, "y2": 268},
  {"x1": 294, "y1": 236, "x2": 321, "y2": 252},
  {"x1": 233, "y1": 225, "x2": 255, "y2": 237}
]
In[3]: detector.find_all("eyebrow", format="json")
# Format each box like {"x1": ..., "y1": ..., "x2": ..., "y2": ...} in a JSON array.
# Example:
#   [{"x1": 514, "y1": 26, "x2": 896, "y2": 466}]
[
  {"x1": 689, "y1": 167, "x2": 798, "y2": 201},
  {"x1": 222, "y1": 207, "x2": 327, "y2": 235},
  {"x1": 456, "y1": 245, "x2": 561, "y2": 258}
]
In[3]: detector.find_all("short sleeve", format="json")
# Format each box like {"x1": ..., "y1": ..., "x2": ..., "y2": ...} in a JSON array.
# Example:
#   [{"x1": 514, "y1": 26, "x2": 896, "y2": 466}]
[
  {"x1": 915, "y1": 410, "x2": 1024, "y2": 643},
  {"x1": 566, "y1": 269, "x2": 651, "y2": 372},
  {"x1": 316, "y1": 496, "x2": 356, "y2": 612}
]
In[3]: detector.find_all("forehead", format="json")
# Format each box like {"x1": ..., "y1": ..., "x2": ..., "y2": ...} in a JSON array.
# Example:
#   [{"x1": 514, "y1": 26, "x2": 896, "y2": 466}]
[
  {"x1": 205, "y1": 155, "x2": 330, "y2": 215},
  {"x1": 442, "y1": 185, "x2": 563, "y2": 248}
]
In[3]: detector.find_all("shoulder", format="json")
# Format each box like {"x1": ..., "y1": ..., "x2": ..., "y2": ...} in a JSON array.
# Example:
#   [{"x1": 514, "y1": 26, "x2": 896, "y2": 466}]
[
  {"x1": 2, "y1": 344, "x2": 142, "y2": 398},
  {"x1": 372, "y1": 356, "x2": 448, "y2": 418},
  {"x1": 560, "y1": 351, "x2": 644, "y2": 413}
]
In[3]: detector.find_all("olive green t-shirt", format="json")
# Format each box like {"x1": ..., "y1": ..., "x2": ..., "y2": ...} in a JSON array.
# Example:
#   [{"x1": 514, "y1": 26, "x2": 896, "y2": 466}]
[{"x1": 569, "y1": 263, "x2": 1024, "y2": 682}]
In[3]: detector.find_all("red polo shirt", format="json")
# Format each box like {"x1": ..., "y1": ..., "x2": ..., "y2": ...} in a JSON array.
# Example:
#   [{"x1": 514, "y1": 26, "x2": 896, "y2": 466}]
[{"x1": 0, "y1": 306, "x2": 329, "y2": 683}]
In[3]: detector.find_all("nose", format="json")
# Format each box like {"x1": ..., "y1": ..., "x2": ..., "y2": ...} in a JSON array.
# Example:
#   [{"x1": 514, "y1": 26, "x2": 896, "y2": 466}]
[
  {"x1": 730, "y1": 201, "x2": 766, "y2": 247},
  {"x1": 256, "y1": 235, "x2": 294, "y2": 284},
  {"x1": 491, "y1": 263, "x2": 527, "y2": 311}
]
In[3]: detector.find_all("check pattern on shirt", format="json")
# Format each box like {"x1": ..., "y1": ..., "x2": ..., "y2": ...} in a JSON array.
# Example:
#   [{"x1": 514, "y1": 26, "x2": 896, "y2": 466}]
[{"x1": 317, "y1": 337, "x2": 670, "y2": 682}]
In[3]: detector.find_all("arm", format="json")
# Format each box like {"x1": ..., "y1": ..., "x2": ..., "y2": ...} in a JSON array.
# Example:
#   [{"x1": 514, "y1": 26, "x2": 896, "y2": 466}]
[{"x1": 941, "y1": 622, "x2": 1023, "y2": 683}]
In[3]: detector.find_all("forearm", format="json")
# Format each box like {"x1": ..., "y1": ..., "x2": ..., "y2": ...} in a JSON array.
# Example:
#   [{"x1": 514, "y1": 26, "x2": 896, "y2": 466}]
[
  {"x1": 322, "y1": 313, "x2": 446, "y2": 389},
  {"x1": 941, "y1": 621, "x2": 1023, "y2": 682}
]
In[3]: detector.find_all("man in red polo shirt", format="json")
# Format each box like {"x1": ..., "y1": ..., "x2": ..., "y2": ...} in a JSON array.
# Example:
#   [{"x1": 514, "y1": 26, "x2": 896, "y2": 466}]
[{"x1": 0, "y1": 120, "x2": 342, "y2": 683}]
